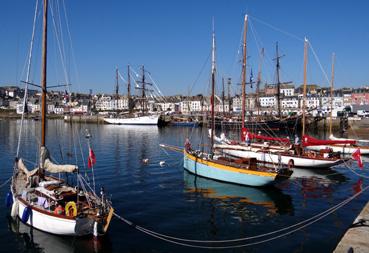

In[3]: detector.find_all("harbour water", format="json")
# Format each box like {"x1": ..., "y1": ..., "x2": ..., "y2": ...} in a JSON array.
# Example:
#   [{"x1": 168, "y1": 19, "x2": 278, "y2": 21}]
[{"x1": 0, "y1": 119, "x2": 368, "y2": 252}]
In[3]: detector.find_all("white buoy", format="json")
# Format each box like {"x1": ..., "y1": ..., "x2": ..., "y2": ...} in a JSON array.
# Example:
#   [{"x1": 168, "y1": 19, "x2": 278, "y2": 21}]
[{"x1": 159, "y1": 161, "x2": 166, "y2": 167}]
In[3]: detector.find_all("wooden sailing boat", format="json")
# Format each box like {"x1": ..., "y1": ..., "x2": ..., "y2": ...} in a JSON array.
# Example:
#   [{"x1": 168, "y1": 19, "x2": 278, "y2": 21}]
[
  {"x1": 213, "y1": 37, "x2": 345, "y2": 169},
  {"x1": 104, "y1": 65, "x2": 160, "y2": 125},
  {"x1": 183, "y1": 16, "x2": 292, "y2": 187},
  {"x1": 10, "y1": 0, "x2": 113, "y2": 237},
  {"x1": 303, "y1": 53, "x2": 369, "y2": 154}
]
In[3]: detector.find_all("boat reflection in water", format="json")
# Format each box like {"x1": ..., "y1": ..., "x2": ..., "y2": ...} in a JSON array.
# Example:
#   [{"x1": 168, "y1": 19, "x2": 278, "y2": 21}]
[
  {"x1": 7, "y1": 217, "x2": 112, "y2": 253},
  {"x1": 183, "y1": 171, "x2": 294, "y2": 216},
  {"x1": 282, "y1": 167, "x2": 348, "y2": 199}
]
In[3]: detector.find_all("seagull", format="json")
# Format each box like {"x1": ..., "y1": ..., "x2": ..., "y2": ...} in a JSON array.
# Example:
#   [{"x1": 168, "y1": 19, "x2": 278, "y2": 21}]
[
  {"x1": 159, "y1": 161, "x2": 166, "y2": 167},
  {"x1": 142, "y1": 158, "x2": 149, "y2": 164}
]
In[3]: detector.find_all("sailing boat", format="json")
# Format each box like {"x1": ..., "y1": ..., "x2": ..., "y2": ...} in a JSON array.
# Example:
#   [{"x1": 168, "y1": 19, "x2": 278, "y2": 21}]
[
  {"x1": 303, "y1": 53, "x2": 369, "y2": 154},
  {"x1": 212, "y1": 19, "x2": 344, "y2": 168},
  {"x1": 9, "y1": 0, "x2": 114, "y2": 237},
  {"x1": 183, "y1": 16, "x2": 292, "y2": 187},
  {"x1": 104, "y1": 65, "x2": 160, "y2": 125}
]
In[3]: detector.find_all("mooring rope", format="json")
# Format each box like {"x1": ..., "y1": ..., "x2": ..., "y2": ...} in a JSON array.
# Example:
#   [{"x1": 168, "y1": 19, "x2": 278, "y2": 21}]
[
  {"x1": 113, "y1": 182, "x2": 369, "y2": 249},
  {"x1": 0, "y1": 177, "x2": 12, "y2": 188}
]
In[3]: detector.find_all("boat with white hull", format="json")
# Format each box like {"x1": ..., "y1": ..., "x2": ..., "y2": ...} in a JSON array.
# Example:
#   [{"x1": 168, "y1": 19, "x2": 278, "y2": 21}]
[
  {"x1": 214, "y1": 143, "x2": 344, "y2": 168},
  {"x1": 10, "y1": 0, "x2": 114, "y2": 237},
  {"x1": 17, "y1": 197, "x2": 76, "y2": 235},
  {"x1": 104, "y1": 114, "x2": 159, "y2": 125},
  {"x1": 306, "y1": 144, "x2": 369, "y2": 155}
]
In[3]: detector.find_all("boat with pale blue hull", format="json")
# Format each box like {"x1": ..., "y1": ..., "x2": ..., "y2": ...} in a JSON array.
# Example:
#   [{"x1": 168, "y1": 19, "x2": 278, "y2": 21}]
[{"x1": 183, "y1": 150, "x2": 291, "y2": 187}]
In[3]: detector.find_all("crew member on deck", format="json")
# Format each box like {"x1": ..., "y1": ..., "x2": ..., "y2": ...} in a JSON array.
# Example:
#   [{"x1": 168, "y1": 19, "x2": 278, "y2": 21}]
[
  {"x1": 294, "y1": 134, "x2": 301, "y2": 155},
  {"x1": 245, "y1": 131, "x2": 251, "y2": 146},
  {"x1": 185, "y1": 138, "x2": 192, "y2": 152}
]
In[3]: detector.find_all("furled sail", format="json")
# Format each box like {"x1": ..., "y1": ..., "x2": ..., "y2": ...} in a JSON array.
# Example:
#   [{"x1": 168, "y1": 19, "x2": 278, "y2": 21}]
[
  {"x1": 17, "y1": 158, "x2": 38, "y2": 178},
  {"x1": 40, "y1": 146, "x2": 77, "y2": 173},
  {"x1": 302, "y1": 135, "x2": 356, "y2": 147},
  {"x1": 250, "y1": 133, "x2": 290, "y2": 143}
]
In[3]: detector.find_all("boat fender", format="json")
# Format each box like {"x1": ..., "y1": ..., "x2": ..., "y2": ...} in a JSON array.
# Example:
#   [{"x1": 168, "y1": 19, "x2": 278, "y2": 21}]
[
  {"x1": 11, "y1": 200, "x2": 19, "y2": 218},
  {"x1": 65, "y1": 201, "x2": 77, "y2": 217},
  {"x1": 21, "y1": 206, "x2": 32, "y2": 223},
  {"x1": 5, "y1": 192, "x2": 13, "y2": 208},
  {"x1": 288, "y1": 159, "x2": 294, "y2": 169},
  {"x1": 93, "y1": 221, "x2": 98, "y2": 238}
]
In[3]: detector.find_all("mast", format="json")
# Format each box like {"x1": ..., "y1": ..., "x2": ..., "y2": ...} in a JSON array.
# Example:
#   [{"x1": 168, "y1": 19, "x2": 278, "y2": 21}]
[
  {"x1": 272, "y1": 43, "x2": 291, "y2": 119},
  {"x1": 141, "y1": 66, "x2": 145, "y2": 116},
  {"x1": 302, "y1": 38, "x2": 308, "y2": 137},
  {"x1": 256, "y1": 48, "x2": 264, "y2": 121},
  {"x1": 329, "y1": 53, "x2": 335, "y2": 136},
  {"x1": 241, "y1": 14, "x2": 248, "y2": 129},
  {"x1": 275, "y1": 43, "x2": 282, "y2": 119},
  {"x1": 222, "y1": 77, "x2": 225, "y2": 117},
  {"x1": 127, "y1": 65, "x2": 131, "y2": 113},
  {"x1": 127, "y1": 65, "x2": 131, "y2": 100},
  {"x1": 227, "y1": 78, "x2": 231, "y2": 115},
  {"x1": 210, "y1": 19, "x2": 216, "y2": 153},
  {"x1": 115, "y1": 67, "x2": 119, "y2": 110},
  {"x1": 41, "y1": 0, "x2": 48, "y2": 147}
]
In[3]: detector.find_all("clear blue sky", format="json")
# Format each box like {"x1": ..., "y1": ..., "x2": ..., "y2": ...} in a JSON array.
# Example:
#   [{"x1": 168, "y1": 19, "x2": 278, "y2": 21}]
[{"x1": 1, "y1": 0, "x2": 369, "y2": 96}]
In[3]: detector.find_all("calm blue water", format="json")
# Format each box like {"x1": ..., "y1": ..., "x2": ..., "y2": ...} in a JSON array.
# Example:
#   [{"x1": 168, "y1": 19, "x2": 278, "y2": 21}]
[{"x1": 0, "y1": 119, "x2": 368, "y2": 253}]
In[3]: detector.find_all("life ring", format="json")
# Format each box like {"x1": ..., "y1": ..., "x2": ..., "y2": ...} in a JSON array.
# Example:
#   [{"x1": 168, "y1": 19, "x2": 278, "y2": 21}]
[
  {"x1": 288, "y1": 159, "x2": 294, "y2": 169},
  {"x1": 65, "y1": 201, "x2": 77, "y2": 217}
]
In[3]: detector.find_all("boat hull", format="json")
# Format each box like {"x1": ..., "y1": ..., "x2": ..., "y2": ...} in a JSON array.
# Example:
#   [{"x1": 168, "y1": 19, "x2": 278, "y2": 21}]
[
  {"x1": 17, "y1": 198, "x2": 77, "y2": 236},
  {"x1": 104, "y1": 115, "x2": 160, "y2": 125},
  {"x1": 306, "y1": 145, "x2": 369, "y2": 155},
  {"x1": 217, "y1": 145, "x2": 344, "y2": 168},
  {"x1": 183, "y1": 151, "x2": 277, "y2": 187}
]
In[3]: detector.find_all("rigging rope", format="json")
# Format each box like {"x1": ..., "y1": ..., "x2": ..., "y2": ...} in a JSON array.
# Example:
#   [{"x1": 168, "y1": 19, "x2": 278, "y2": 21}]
[
  {"x1": 16, "y1": 0, "x2": 39, "y2": 159},
  {"x1": 0, "y1": 177, "x2": 12, "y2": 188},
  {"x1": 113, "y1": 183, "x2": 369, "y2": 248}
]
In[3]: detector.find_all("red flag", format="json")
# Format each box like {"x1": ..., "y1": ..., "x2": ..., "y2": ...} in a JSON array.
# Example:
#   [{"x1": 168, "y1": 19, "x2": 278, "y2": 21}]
[
  {"x1": 352, "y1": 148, "x2": 363, "y2": 169},
  {"x1": 88, "y1": 148, "x2": 96, "y2": 168},
  {"x1": 241, "y1": 127, "x2": 248, "y2": 142}
]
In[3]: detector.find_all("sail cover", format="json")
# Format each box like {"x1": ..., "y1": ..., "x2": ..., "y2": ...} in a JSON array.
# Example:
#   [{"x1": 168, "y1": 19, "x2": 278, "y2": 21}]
[
  {"x1": 40, "y1": 146, "x2": 77, "y2": 173},
  {"x1": 302, "y1": 135, "x2": 356, "y2": 147},
  {"x1": 250, "y1": 133, "x2": 290, "y2": 143}
]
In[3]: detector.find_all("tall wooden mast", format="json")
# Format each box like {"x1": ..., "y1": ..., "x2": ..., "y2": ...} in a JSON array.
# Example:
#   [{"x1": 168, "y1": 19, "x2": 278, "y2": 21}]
[
  {"x1": 41, "y1": 0, "x2": 48, "y2": 147},
  {"x1": 141, "y1": 66, "x2": 146, "y2": 115},
  {"x1": 127, "y1": 65, "x2": 131, "y2": 100},
  {"x1": 256, "y1": 48, "x2": 264, "y2": 120},
  {"x1": 127, "y1": 65, "x2": 131, "y2": 113},
  {"x1": 329, "y1": 53, "x2": 335, "y2": 136},
  {"x1": 275, "y1": 42, "x2": 282, "y2": 119},
  {"x1": 241, "y1": 14, "x2": 248, "y2": 129},
  {"x1": 210, "y1": 20, "x2": 216, "y2": 153},
  {"x1": 222, "y1": 77, "x2": 225, "y2": 117},
  {"x1": 302, "y1": 38, "x2": 308, "y2": 137},
  {"x1": 115, "y1": 67, "x2": 119, "y2": 110}
]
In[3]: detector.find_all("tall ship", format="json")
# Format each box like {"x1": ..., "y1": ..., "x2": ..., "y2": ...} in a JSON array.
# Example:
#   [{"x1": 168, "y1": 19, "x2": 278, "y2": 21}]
[{"x1": 104, "y1": 65, "x2": 160, "y2": 125}]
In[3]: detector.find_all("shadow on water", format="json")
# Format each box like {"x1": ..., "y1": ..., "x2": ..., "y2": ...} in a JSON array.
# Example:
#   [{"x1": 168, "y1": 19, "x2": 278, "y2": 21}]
[
  {"x1": 6, "y1": 216, "x2": 112, "y2": 253},
  {"x1": 183, "y1": 171, "x2": 294, "y2": 216}
]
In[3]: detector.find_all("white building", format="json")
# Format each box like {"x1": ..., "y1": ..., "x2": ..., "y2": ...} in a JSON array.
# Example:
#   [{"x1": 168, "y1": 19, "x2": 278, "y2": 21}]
[
  {"x1": 280, "y1": 84, "x2": 295, "y2": 97},
  {"x1": 259, "y1": 96, "x2": 276, "y2": 108}
]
